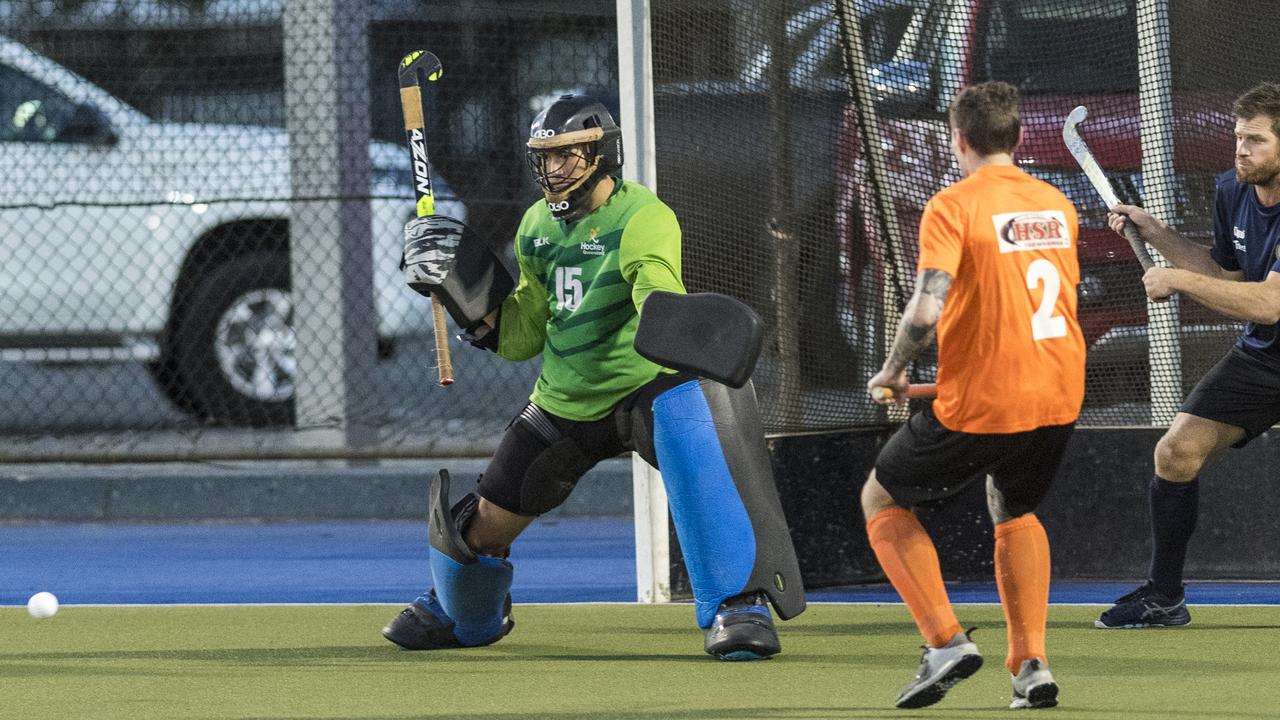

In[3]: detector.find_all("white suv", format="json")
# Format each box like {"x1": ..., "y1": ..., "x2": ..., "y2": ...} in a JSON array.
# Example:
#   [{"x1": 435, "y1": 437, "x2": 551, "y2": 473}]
[{"x1": 0, "y1": 37, "x2": 462, "y2": 426}]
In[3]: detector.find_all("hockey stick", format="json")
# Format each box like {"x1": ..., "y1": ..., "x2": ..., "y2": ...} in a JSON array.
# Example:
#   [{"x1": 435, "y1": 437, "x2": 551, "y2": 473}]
[
  {"x1": 1062, "y1": 105, "x2": 1155, "y2": 271},
  {"x1": 871, "y1": 383, "x2": 936, "y2": 402},
  {"x1": 397, "y1": 50, "x2": 453, "y2": 386}
]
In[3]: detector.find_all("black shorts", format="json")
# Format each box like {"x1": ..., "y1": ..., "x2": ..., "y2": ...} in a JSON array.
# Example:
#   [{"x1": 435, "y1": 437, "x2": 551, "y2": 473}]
[
  {"x1": 874, "y1": 404, "x2": 1075, "y2": 515},
  {"x1": 1182, "y1": 346, "x2": 1280, "y2": 448},
  {"x1": 478, "y1": 373, "x2": 692, "y2": 515}
]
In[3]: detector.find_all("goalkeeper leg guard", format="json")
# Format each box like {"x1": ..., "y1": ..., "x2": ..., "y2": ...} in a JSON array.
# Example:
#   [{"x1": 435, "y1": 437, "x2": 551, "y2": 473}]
[
  {"x1": 652, "y1": 379, "x2": 806, "y2": 651},
  {"x1": 382, "y1": 470, "x2": 514, "y2": 649}
]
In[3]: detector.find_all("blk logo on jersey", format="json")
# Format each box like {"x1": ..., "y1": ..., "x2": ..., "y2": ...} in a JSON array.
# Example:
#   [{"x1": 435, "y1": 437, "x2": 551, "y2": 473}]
[{"x1": 992, "y1": 210, "x2": 1071, "y2": 253}]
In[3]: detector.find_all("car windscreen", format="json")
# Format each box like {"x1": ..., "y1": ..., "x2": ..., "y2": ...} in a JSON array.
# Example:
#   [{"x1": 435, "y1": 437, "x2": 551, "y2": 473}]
[
  {"x1": 0, "y1": 64, "x2": 81, "y2": 142},
  {"x1": 971, "y1": 0, "x2": 1138, "y2": 95}
]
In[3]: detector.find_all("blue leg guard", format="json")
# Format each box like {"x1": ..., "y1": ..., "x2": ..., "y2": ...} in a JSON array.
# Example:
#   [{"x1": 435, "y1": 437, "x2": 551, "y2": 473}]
[
  {"x1": 410, "y1": 586, "x2": 451, "y2": 619},
  {"x1": 428, "y1": 546, "x2": 513, "y2": 646},
  {"x1": 427, "y1": 470, "x2": 514, "y2": 647},
  {"x1": 653, "y1": 379, "x2": 805, "y2": 629}
]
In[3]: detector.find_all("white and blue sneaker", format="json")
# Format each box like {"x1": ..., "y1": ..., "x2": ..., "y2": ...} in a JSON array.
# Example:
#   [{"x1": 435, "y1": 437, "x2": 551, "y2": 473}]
[
  {"x1": 895, "y1": 628, "x2": 983, "y2": 709},
  {"x1": 1010, "y1": 658, "x2": 1059, "y2": 709}
]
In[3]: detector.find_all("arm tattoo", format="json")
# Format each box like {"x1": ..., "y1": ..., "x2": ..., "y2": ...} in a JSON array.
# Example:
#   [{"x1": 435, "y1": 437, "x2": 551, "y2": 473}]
[
  {"x1": 919, "y1": 269, "x2": 953, "y2": 307},
  {"x1": 884, "y1": 269, "x2": 953, "y2": 374}
]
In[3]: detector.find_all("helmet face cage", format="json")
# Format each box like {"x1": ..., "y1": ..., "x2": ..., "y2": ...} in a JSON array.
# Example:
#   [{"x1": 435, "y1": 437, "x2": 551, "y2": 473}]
[{"x1": 527, "y1": 142, "x2": 600, "y2": 195}]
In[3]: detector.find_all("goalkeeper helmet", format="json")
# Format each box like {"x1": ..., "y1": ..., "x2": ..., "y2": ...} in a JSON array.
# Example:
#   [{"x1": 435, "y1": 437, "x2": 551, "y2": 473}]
[{"x1": 526, "y1": 94, "x2": 623, "y2": 223}]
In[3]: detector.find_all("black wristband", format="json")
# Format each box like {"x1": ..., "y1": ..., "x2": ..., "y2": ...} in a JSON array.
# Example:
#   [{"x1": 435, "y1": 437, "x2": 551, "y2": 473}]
[{"x1": 460, "y1": 314, "x2": 500, "y2": 353}]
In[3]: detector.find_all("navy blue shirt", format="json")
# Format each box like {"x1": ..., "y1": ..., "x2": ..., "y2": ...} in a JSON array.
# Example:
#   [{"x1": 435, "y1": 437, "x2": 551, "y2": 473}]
[{"x1": 1211, "y1": 169, "x2": 1280, "y2": 359}]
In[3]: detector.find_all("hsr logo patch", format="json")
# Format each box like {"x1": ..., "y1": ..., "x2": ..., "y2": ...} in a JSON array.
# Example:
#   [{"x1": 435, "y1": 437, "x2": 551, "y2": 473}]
[{"x1": 992, "y1": 210, "x2": 1071, "y2": 253}]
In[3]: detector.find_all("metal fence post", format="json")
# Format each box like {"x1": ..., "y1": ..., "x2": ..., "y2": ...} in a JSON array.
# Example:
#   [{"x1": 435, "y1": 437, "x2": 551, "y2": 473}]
[
  {"x1": 283, "y1": 0, "x2": 377, "y2": 441},
  {"x1": 617, "y1": 0, "x2": 671, "y2": 604},
  {"x1": 1137, "y1": 0, "x2": 1182, "y2": 424}
]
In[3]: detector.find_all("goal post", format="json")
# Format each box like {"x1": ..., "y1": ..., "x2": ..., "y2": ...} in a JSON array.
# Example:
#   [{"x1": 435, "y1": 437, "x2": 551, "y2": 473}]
[{"x1": 617, "y1": 0, "x2": 671, "y2": 604}]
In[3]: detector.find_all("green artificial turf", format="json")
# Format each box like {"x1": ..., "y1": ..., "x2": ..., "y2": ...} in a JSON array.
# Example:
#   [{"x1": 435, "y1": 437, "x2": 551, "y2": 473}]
[{"x1": 3, "y1": 603, "x2": 1277, "y2": 719}]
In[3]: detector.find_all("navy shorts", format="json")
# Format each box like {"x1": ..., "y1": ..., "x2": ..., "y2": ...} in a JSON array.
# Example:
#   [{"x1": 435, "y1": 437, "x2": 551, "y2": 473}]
[
  {"x1": 1182, "y1": 346, "x2": 1280, "y2": 447},
  {"x1": 874, "y1": 404, "x2": 1075, "y2": 515}
]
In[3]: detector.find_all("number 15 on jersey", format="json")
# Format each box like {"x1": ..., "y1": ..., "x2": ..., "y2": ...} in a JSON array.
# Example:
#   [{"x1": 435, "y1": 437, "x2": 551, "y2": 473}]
[{"x1": 555, "y1": 266, "x2": 583, "y2": 311}]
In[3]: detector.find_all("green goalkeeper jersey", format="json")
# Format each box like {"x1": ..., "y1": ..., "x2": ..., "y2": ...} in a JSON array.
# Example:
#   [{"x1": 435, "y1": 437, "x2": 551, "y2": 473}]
[{"x1": 498, "y1": 179, "x2": 686, "y2": 421}]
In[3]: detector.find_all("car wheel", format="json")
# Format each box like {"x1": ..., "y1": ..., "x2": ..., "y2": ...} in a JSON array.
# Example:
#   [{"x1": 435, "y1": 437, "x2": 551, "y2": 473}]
[{"x1": 168, "y1": 251, "x2": 296, "y2": 426}]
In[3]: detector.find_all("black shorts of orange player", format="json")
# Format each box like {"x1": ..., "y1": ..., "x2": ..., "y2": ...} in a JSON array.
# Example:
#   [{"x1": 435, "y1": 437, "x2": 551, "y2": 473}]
[{"x1": 874, "y1": 404, "x2": 1075, "y2": 516}]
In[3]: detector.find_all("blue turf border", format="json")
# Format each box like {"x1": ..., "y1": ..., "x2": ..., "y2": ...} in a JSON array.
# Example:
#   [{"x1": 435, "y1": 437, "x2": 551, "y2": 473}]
[{"x1": 3, "y1": 519, "x2": 1279, "y2": 606}]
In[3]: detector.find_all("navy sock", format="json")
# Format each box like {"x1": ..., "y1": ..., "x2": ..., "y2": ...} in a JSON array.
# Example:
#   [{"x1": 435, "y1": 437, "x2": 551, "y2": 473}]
[{"x1": 1147, "y1": 475, "x2": 1198, "y2": 597}]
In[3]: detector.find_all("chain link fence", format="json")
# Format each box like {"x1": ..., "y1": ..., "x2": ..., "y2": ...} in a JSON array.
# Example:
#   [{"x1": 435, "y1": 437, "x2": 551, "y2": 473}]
[
  {"x1": 650, "y1": 0, "x2": 1277, "y2": 434},
  {"x1": 3, "y1": 0, "x2": 1278, "y2": 459},
  {"x1": 0, "y1": 0, "x2": 615, "y2": 458}
]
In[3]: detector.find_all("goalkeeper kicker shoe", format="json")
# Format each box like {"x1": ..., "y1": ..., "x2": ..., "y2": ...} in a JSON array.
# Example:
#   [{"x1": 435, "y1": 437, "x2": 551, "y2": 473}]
[
  {"x1": 704, "y1": 592, "x2": 781, "y2": 661},
  {"x1": 382, "y1": 589, "x2": 514, "y2": 650},
  {"x1": 894, "y1": 628, "x2": 983, "y2": 709},
  {"x1": 1095, "y1": 582, "x2": 1190, "y2": 629},
  {"x1": 1010, "y1": 658, "x2": 1059, "y2": 709}
]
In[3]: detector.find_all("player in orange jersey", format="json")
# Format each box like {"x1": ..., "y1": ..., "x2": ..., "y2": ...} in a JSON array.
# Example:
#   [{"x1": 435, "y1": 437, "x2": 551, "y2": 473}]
[{"x1": 861, "y1": 81, "x2": 1085, "y2": 710}]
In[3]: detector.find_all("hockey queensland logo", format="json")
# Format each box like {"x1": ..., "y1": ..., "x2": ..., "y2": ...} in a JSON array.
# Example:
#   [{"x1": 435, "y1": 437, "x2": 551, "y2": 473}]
[
  {"x1": 580, "y1": 226, "x2": 605, "y2": 256},
  {"x1": 992, "y1": 210, "x2": 1071, "y2": 253}
]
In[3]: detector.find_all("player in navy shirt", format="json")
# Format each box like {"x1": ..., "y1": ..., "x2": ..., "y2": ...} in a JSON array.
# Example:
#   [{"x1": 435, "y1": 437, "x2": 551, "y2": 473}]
[
  {"x1": 1208, "y1": 171, "x2": 1280, "y2": 354},
  {"x1": 1097, "y1": 82, "x2": 1280, "y2": 629}
]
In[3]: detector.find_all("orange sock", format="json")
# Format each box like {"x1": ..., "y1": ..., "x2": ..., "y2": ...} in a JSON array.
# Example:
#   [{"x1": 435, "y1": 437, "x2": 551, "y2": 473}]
[
  {"x1": 994, "y1": 513, "x2": 1051, "y2": 673},
  {"x1": 867, "y1": 507, "x2": 961, "y2": 648}
]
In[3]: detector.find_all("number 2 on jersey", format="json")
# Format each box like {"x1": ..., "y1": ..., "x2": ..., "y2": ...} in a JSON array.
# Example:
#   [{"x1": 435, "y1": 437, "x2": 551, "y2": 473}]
[
  {"x1": 555, "y1": 266, "x2": 583, "y2": 311},
  {"x1": 1027, "y1": 258, "x2": 1067, "y2": 341}
]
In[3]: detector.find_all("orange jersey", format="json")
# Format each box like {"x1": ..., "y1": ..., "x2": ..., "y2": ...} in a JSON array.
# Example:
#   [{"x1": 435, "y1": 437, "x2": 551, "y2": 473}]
[{"x1": 917, "y1": 164, "x2": 1085, "y2": 433}]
